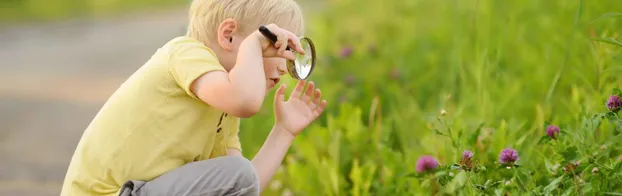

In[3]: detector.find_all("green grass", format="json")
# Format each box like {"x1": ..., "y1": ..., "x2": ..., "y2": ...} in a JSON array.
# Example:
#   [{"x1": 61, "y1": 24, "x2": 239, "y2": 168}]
[{"x1": 236, "y1": 0, "x2": 622, "y2": 195}]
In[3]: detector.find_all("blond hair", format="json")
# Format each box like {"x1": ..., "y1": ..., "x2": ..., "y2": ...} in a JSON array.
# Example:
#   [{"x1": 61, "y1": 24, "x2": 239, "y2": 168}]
[{"x1": 186, "y1": 0, "x2": 305, "y2": 44}]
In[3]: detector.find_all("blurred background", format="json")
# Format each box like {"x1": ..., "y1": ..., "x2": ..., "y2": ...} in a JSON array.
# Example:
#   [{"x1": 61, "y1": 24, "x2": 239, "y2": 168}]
[{"x1": 1, "y1": 0, "x2": 621, "y2": 195}]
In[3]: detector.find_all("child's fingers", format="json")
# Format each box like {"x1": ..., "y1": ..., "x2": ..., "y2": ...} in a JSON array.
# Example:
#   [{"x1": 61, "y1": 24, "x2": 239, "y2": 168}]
[
  {"x1": 274, "y1": 83, "x2": 287, "y2": 103},
  {"x1": 301, "y1": 81, "x2": 314, "y2": 103},
  {"x1": 282, "y1": 51, "x2": 296, "y2": 61},
  {"x1": 283, "y1": 30, "x2": 305, "y2": 54},
  {"x1": 307, "y1": 88, "x2": 321, "y2": 111},
  {"x1": 271, "y1": 36, "x2": 296, "y2": 60},
  {"x1": 263, "y1": 48, "x2": 291, "y2": 60},
  {"x1": 290, "y1": 80, "x2": 306, "y2": 99},
  {"x1": 260, "y1": 26, "x2": 303, "y2": 59},
  {"x1": 276, "y1": 34, "x2": 288, "y2": 56},
  {"x1": 312, "y1": 89, "x2": 321, "y2": 105},
  {"x1": 305, "y1": 81, "x2": 315, "y2": 94},
  {"x1": 274, "y1": 31, "x2": 296, "y2": 60},
  {"x1": 313, "y1": 100, "x2": 327, "y2": 116}
]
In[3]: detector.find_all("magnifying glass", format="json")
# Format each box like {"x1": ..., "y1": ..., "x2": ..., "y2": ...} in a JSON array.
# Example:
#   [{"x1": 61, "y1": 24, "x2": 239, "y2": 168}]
[{"x1": 258, "y1": 25, "x2": 316, "y2": 80}]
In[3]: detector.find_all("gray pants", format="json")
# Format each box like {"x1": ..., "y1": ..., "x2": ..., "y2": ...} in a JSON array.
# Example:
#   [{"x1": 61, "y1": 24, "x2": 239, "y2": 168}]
[{"x1": 118, "y1": 156, "x2": 260, "y2": 196}]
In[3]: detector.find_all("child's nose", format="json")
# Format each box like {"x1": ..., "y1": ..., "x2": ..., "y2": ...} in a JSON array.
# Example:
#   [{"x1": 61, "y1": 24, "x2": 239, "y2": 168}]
[{"x1": 277, "y1": 64, "x2": 287, "y2": 76}]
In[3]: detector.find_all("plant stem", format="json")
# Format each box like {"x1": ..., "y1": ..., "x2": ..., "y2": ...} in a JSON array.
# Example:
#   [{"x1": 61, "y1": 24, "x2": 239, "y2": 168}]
[
  {"x1": 514, "y1": 168, "x2": 527, "y2": 192},
  {"x1": 466, "y1": 171, "x2": 473, "y2": 195},
  {"x1": 573, "y1": 175, "x2": 584, "y2": 196},
  {"x1": 592, "y1": 162, "x2": 613, "y2": 171},
  {"x1": 430, "y1": 175, "x2": 440, "y2": 195}
]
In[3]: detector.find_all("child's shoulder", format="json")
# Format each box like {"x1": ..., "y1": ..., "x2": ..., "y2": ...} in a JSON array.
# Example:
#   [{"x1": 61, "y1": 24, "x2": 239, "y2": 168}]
[
  {"x1": 166, "y1": 36, "x2": 203, "y2": 47},
  {"x1": 164, "y1": 36, "x2": 218, "y2": 59}
]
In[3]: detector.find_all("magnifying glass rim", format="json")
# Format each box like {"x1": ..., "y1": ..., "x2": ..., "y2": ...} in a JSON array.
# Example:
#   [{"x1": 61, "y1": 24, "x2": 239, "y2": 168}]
[{"x1": 287, "y1": 37, "x2": 316, "y2": 80}]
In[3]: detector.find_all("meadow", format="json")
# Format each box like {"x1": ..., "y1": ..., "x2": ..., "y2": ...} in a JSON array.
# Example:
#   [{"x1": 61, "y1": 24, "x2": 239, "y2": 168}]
[
  {"x1": 4, "y1": 0, "x2": 622, "y2": 195},
  {"x1": 242, "y1": 0, "x2": 622, "y2": 195}
]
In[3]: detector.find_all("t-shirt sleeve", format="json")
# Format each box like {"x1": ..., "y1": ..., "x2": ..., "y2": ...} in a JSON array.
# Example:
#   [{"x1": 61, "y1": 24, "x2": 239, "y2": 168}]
[
  {"x1": 169, "y1": 43, "x2": 226, "y2": 100},
  {"x1": 227, "y1": 117, "x2": 242, "y2": 151}
]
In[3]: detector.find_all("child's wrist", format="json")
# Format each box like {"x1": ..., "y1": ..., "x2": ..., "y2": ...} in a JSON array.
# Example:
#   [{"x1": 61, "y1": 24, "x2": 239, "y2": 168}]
[
  {"x1": 251, "y1": 31, "x2": 269, "y2": 50},
  {"x1": 272, "y1": 123, "x2": 296, "y2": 141}
]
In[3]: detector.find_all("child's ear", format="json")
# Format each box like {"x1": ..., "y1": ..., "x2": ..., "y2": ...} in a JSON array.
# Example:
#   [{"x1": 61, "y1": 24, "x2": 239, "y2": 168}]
[{"x1": 217, "y1": 18, "x2": 237, "y2": 51}]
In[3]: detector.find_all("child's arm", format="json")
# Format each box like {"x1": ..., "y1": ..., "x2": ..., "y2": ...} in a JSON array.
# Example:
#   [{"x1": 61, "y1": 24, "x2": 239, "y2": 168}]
[
  {"x1": 248, "y1": 124, "x2": 295, "y2": 192},
  {"x1": 191, "y1": 24, "x2": 305, "y2": 118},
  {"x1": 229, "y1": 80, "x2": 327, "y2": 192}
]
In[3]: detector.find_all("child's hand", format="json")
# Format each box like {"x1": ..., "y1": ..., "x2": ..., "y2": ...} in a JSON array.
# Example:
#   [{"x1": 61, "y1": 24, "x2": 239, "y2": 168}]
[
  {"x1": 273, "y1": 80, "x2": 327, "y2": 137},
  {"x1": 253, "y1": 24, "x2": 306, "y2": 61}
]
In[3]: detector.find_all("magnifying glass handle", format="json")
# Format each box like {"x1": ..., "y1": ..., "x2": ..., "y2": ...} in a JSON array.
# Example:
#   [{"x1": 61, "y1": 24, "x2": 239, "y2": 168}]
[{"x1": 258, "y1": 25, "x2": 292, "y2": 51}]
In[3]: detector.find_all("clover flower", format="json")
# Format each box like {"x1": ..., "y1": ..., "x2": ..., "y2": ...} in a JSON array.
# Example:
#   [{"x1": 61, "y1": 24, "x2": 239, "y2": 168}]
[
  {"x1": 607, "y1": 95, "x2": 621, "y2": 112},
  {"x1": 460, "y1": 150, "x2": 474, "y2": 170},
  {"x1": 546, "y1": 125, "x2": 560, "y2": 139},
  {"x1": 462, "y1": 150, "x2": 473, "y2": 160},
  {"x1": 499, "y1": 148, "x2": 519, "y2": 165},
  {"x1": 416, "y1": 155, "x2": 439, "y2": 173}
]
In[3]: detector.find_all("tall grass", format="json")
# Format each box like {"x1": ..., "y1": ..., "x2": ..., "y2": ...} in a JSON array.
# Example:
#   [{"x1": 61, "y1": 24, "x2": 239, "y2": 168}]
[{"x1": 240, "y1": 0, "x2": 622, "y2": 195}]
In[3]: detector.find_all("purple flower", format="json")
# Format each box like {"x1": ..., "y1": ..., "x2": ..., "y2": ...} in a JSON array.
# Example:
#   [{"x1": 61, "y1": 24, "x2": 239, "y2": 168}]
[
  {"x1": 499, "y1": 148, "x2": 519, "y2": 165},
  {"x1": 416, "y1": 155, "x2": 439, "y2": 173},
  {"x1": 462, "y1": 150, "x2": 474, "y2": 160},
  {"x1": 340, "y1": 47, "x2": 353, "y2": 58},
  {"x1": 607, "y1": 95, "x2": 621, "y2": 112},
  {"x1": 546, "y1": 125, "x2": 560, "y2": 139},
  {"x1": 460, "y1": 150, "x2": 474, "y2": 170}
]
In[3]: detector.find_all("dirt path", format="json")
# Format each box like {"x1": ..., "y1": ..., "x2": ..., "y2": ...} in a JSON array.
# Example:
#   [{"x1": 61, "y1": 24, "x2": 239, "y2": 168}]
[{"x1": 0, "y1": 8, "x2": 188, "y2": 195}]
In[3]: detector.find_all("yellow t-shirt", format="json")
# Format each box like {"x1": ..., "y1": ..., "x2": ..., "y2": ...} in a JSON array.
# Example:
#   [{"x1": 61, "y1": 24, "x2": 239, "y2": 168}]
[{"x1": 60, "y1": 36, "x2": 242, "y2": 196}]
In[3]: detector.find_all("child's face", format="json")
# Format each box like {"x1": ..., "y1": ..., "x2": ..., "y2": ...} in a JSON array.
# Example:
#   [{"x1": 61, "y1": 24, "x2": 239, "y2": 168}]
[{"x1": 262, "y1": 57, "x2": 287, "y2": 92}]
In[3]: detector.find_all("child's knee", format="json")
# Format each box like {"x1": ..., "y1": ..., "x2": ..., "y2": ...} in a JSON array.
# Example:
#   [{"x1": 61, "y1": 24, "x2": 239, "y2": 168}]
[{"x1": 222, "y1": 156, "x2": 259, "y2": 190}]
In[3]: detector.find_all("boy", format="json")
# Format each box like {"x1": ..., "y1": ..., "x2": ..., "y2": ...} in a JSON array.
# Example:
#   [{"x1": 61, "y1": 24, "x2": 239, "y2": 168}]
[{"x1": 60, "y1": 0, "x2": 327, "y2": 195}]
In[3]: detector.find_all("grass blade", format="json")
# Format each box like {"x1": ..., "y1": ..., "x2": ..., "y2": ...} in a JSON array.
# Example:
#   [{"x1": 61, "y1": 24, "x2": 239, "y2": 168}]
[
  {"x1": 590, "y1": 12, "x2": 622, "y2": 23},
  {"x1": 545, "y1": 0, "x2": 583, "y2": 104},
  {"x1": 591, "y1": 37, "x2": 622, "y2": 48}
]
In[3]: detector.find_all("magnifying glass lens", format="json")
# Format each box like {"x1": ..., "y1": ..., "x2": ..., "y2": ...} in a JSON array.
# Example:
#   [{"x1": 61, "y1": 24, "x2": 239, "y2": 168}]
[
  {"x1": 295, "y1": 38, "x2": 313, "y2": 79},
  {"x1": 288, "y1": 37, "x2": 315, "y2": 80}
]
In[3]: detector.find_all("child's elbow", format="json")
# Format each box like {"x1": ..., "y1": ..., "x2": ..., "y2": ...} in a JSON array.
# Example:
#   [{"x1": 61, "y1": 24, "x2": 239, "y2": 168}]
[
  {"x1": 234, "y1": 97, "x2": 263, "y2": 118},
  {"x1": 235, "y1": 105, "x2": 260, "y2": 118}
]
